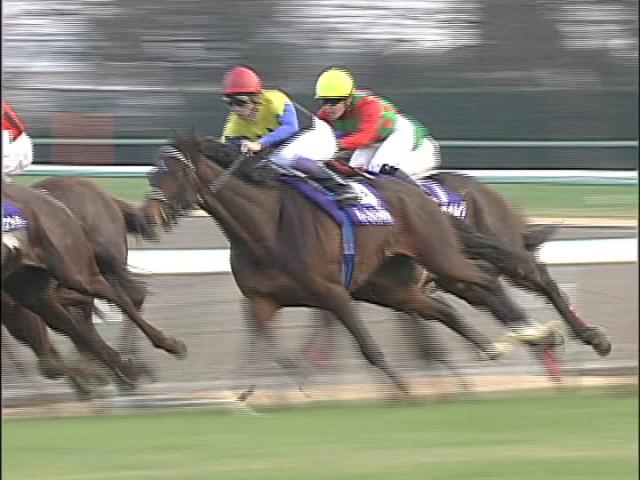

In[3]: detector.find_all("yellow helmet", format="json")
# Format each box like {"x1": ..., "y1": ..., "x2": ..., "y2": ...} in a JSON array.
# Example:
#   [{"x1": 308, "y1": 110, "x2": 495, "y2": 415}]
[{"x1": 315, "y1": 68, "x2": 355, "y2": 99}]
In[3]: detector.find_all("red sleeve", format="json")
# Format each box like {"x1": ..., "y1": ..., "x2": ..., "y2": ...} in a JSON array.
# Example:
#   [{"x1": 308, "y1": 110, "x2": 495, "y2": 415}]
[{"x1": 339, "y1": 97, "x2": 383, "y2": 150}]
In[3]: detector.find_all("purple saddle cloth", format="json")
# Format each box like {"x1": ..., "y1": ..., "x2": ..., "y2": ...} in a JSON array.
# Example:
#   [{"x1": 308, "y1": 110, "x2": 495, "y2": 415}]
[
  {"x1": 417, "y1": 178, "x2": 468, "y2": 220},
  {"x1": 279, "y1": 176, "x2": 394, "y2": 226},
  {"x1": 2, "y1": 200, "x2": 28, "y2": 233}
]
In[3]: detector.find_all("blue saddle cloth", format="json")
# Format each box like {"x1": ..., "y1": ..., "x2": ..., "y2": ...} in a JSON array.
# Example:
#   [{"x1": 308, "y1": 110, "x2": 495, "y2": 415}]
[
  {"x1": 2, "y1": 200, "x2": 28, "y2": 233},
  {"x1": 417, "y1": 178, "x2": 468, "y2": 220},
  {"x1": 279, "y1": 176, "x2": 394, "y2": 289}
]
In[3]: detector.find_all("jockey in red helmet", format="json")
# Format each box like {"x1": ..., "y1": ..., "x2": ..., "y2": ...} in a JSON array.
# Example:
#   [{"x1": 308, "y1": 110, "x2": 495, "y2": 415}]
[
  {"x1": 2, "y1": 102, "x2": 34, "y2": 181},
  {"x1": 219, "y1": 65, "x2": 358, "y2": 204}
]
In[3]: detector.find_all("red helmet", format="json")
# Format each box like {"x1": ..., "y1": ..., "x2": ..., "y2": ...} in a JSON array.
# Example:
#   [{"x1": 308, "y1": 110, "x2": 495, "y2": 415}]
[{"x1": 222, "y1": 66, "x2": 262, "y2": 95}]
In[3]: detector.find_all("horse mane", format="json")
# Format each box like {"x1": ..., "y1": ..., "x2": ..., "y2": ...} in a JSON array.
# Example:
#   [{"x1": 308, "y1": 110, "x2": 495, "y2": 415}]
[{"x1": 171, "y1": 133, "x2": 278, "y2": 186}]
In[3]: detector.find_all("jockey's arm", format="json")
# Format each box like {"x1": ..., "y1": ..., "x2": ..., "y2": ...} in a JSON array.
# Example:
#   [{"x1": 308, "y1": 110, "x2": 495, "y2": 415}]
[{"x1": 258, "y1": 102, "x2": 299, "y2": 148}]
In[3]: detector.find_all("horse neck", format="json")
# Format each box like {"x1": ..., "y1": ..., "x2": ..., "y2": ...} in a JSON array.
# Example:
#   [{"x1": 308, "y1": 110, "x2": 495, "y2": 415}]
[{"x1": 197, "y1": 164, "x2": 280, "y2": 257}]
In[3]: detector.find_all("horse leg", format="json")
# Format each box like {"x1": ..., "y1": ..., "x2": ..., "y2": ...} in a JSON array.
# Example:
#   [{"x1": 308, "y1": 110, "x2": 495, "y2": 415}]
[
  {"x1": 435, "y1": 268, "x2": 565, "y2": 381},
  {"x1": 105, "y1": 275, "x2": 157, "y2": 383},
  {"x1": 4, "y1": 270, "x2": 138, "y2": 387},
  {"x1": 85, "y1": 274, "x2": 187, "y2": 359},
  {"x1": 398, "y1": 311, "x2": 472, "y2": 391},
  {"x1": 300, "y1": 309, "x2": 337, "y2": 369},
  {"x1": 238, "y1": 296, "x2": 312, "y2": 402},
  {"x1": 354, "y1": 283, "x2": 511, "y2": 360},
  {"x1": 2, "y1": 297, "x2": 66, "y2": 379},
  {"x1": 510, "y1": 261, "x2": 611, "y2": 356},
  {"x1": 316, "y1": 285, "x2": 409, "y2": 393}
]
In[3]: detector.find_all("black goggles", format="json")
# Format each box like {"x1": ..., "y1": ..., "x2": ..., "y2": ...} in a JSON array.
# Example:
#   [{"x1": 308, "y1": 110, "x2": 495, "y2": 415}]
[
  {"x1": 320, "y1": 98, "x2": 346, "y2": 106},
  {"x1": 223, "y1": 95, "x2": 252, "y2": 107}
]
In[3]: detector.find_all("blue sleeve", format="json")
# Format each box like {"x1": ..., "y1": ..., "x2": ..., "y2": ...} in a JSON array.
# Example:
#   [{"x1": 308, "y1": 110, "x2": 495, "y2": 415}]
[{"x1": 259, "y1": 103, "x2": 300, "y2": 148}]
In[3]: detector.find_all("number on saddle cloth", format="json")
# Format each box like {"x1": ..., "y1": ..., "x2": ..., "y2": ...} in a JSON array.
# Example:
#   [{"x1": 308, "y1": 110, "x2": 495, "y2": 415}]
[
  {"x1": 2, "y1": 200, "x2": 28, "y2": 233},
  {"x1": 417, "y1": 179, "x2": 468, "y2": 221}
]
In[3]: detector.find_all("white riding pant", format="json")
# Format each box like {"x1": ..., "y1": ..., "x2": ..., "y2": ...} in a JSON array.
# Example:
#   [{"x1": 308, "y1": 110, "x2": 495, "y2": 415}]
[
  {"x1": 2, "y1": 131, "x2": 34, "y2": 180},
  {"x1": 269, "y1": 117, "x2": 338, "y2": 167},
  {"x1": 348, "y1": 115, "x2": 441, "y2": 178}
]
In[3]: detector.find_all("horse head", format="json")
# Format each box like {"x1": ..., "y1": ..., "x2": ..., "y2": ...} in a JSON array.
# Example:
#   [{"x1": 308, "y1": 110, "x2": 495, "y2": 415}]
[
  {"x1": 144, "y1": 141, "x2": 203, "y2": 230},
  {"x1": 143, "y1": 134, "x2": 276, "y2": 230}
]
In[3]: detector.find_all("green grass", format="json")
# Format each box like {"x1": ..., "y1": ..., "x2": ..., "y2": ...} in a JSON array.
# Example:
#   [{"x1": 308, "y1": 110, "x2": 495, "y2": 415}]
[
  {"x1": 2, "y1": 390, "x2": 638, "y2": 480},
  {"x1": 15, "y1": 175, "x2": 638, "y2": 219}
]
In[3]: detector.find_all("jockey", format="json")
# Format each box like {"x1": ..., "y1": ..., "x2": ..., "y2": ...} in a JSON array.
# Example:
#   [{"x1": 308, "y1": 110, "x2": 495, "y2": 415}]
[
  {"x1": 220, "y1": 65, "x2": 358, "y2": 204},
  {"x1": 315, "y1": 67, "x2": 440, "y2": 180},
  {"x1": 2, "y1": 101, "x2": 34, "y2": 182}
]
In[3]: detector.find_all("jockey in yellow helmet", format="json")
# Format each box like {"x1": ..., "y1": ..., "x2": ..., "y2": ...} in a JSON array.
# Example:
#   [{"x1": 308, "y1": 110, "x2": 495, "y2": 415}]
[
  {"x1": 220, "y1": 65, "x2": 358, "y2": 204},
  {"x1": 315, "y1": 67, "x2": 440, "y2": 179}
]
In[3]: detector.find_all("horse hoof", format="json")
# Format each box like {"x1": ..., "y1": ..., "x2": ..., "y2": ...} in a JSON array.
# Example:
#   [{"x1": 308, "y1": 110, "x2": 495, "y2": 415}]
[
  {"x1": 585, "y1": 327, "x2": 612, "y2": 357},
  {"x1": 169, "y1": 338, "x2": 188, "y2": 359},
  {"x1": 509, "y1": 321, "x2": 562, "y2": 345},
  {"x1": 486, "y1": 341, "x2": 513, "y2": 360},
  {"x1": 237, "y1": 385, "x2": 256, "y2": 402}
]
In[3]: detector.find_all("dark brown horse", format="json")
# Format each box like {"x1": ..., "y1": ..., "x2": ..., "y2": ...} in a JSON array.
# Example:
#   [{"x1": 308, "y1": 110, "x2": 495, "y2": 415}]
[
  {"x1": 303, "y1": 170, "x2": 610, "y2": 383},
  {"x1": 428, "y1": 172, "x2": 610, "y2": 357},
  {"x1": 2, "y1": 182, "x2": 185, "y2": 388},
  {"x1": 142, "y1": 135, "x2": 523, "y2": 395},
  {"x1": 32, "y1": 176, "x2": 158, "y2": 369},
  {"x1": 2, "y1": 177, "x2": 159, "y2": 397},
  {"x1": 1, "y1": 291, "x2": 109, "y2": 399}
]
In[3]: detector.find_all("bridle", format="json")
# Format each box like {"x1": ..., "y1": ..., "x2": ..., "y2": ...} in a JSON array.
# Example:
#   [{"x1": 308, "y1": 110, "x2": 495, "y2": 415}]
[{"x1": 146, "y1": 143, "x2": 247, "y2": 220}]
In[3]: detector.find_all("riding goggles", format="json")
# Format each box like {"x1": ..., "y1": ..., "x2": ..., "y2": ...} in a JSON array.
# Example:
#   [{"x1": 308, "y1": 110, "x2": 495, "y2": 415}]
[
  {"x1": 223, "y1": 95, "x2": 253, "y2": 107},
  {"x1": 320, "y1": 98, "x2": 346, "y2": 106}
]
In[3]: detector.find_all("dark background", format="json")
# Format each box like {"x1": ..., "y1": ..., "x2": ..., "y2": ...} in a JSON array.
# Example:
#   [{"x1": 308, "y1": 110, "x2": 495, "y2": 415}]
[{"x1": 3, "y1": 0, "x2": 638, "y2": 168}]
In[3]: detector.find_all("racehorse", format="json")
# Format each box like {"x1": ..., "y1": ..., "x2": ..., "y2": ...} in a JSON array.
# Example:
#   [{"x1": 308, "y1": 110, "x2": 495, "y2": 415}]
[
  {"x1": 2, "y1": 176, "x2": 159, "y2": 398},
  {"x1": 2, "y1": 291, "x2": 107, "y2": 399},
  {"x1": 428, "y1": 172, "x2": 611, "y2": 356},
  {"x1": 2, "y1": 182, "x2": 186, "y2": 388},
  {"x1": 32, "y1": 176, "x2": 158, "y2": 370},
  {"x1": 141, "y1": 134, "x2": 525, "y2": 396},
  {"x1": 302, "y1": 169, "x2": 611, "y2": 382}
]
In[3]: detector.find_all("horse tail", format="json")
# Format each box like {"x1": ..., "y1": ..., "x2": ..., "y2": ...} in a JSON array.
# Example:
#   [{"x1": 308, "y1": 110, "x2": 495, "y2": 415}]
[
  {"x1": 523, "y1": 225, "x2": 558, "y2": 251},
  {"x1": 451, "y1": 217, "x2": 538, "y2": 278},
  {"x1": 112, "y1": 197, "x2": 158, "y2": 241}
]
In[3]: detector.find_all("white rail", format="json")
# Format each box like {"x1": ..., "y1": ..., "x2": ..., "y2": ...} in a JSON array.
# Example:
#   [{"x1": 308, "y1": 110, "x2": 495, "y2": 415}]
[
  {"x1": 19, "y1": 165, "x2": 639, "y2": 185},
  {"x1": 126, "y1": 238, "x2": 638, "y2": 275}
]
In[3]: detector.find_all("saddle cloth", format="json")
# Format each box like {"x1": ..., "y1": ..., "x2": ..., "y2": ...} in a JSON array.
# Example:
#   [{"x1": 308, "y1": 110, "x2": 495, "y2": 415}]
[
  {"x1": 2, "y1": 200, "x2": 28, "y2": 233},
  {"x1": 279, "y1": 176, "x2": 394, "y2": 226},
  {"x1": 279, "y1": 175, "x2": 394, "y2": 290},
  {"x1": 417, "y1": 177, "x2": 468, "y2": 220}
]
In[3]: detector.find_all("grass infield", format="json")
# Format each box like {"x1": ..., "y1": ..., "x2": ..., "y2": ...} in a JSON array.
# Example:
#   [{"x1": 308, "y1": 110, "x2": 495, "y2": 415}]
[
  {"x1": 2, "y1": 388, "x2": 637, "y2": 480},
  {"x1": 14, "y1": 175, "x2": 638, "y2": 219}
]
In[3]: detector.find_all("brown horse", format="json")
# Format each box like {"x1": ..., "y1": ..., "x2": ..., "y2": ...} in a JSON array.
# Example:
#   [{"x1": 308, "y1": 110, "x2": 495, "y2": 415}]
[
  {"x1": 32, "y1": 176, "x2": 158, "y2": 369},
  {"x1": 2, "y1": 177, "x2": 159, "y2": 397},
  {"x1": 142, "y1": 135, "x2": 522, "y2": 395},
  {"x1": 303, "y1": 170, "x2": 610, "y2": 383},
  {"x1": 428, "y1": 172, "x2": 611, "y2": 356},
  {"x1": 1, "y1": 291, "x2": 109, "y2": 399},
  {"x1": 2, "y1": 182, "x2": 186, "y2": 388}
]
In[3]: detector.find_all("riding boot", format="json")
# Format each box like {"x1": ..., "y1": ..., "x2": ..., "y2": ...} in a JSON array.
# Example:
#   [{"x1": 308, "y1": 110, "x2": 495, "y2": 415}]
[{"x1": 292, "y1": 156, "x2": 360, "y2": 205}]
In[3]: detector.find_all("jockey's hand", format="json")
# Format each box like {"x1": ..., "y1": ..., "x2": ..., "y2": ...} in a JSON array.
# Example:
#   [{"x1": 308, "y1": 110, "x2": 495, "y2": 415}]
[
  {"x1": 327, "y1": 159, "x2": 358, "y2": 177},
  {"x1": 334, "y1": 149, "x2": 353, "y2": 163},
  {"x1": 240, "y1": 141, "x2": 262, "y2": 155}
]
